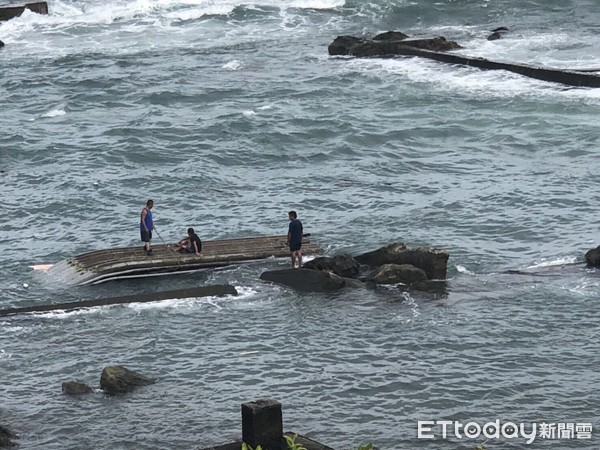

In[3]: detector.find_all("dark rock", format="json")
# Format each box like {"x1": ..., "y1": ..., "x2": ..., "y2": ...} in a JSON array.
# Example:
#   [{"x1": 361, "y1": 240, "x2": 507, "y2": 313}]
[
  {"x1": 328, "y1": 35, "x2": 366, "y2": 56},
  {"x1": 62, "y1": 381, "x2": 93, "y2": 395},
  {"x1": 0, "y1": 2, "x2": 48, "y2": 21},
  {"x1": 373, "y1": 31, "x2": 409, "y2": 41},
  {"x1": 260, "y1": 268, "x2": 346, "y2": 292},
  {"x1": 487, "y1": 27, "x2": 508, "y2": 41},
  {"x1": 585, "y1": 245, "x2": 600, "y2": 267},
  {"x1": 100, "y1": 365, "x2": 155, "y2": 395},
  {"x1": 329, "y1": 30, "x2": 600, "y2": 88},
  {"x1": 371, "y1": 263, "x2": 428, "y2": 285},
  {"x1": 0, "y1": 40, "x2": 4, "y2": 48},
  {"x1": 302, "y1": 254, "x2": 360, "y2": 278},
  {"x1": 329, "y1": 34, "x2": 462, "y2": 57},
  {"x1": 487, "y1": 32, "x2": 503, "y2": 41},
  {"x1": 355, "y1": 242, "x2": 448, "y2": 279},
  {"x1": 0, "y1": 426, "x2": 17, "y2": 448}
]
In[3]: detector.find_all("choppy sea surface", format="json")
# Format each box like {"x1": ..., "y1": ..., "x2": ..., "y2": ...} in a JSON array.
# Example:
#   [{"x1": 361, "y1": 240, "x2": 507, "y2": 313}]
[{"x1": 2, "y1": 0, "x2": 600, "y2": 449}]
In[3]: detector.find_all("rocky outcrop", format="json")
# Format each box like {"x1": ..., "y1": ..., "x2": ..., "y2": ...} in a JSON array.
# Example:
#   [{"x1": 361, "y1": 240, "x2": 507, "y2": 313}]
[
  {"x1": 261, "y1": 242, "x2": 449, "y2": 292},
  {"x1": 260, "y1": 268, "x2": 346, "y2": 292},
  {"x1": 0, "y1": 41, "x2": 4, "y2": 48},
  {"x1": 0, "y1": 426, "x2": 17, "y2": 448},
  {"x1": 355, "y1": 243, "x2": 449, "y2": 280},
  {"x1": 0, "y1": 2, "x2": 48, "y2": 21},
  {"x1": 62, "y1": 381, "x2": 94, "y2": 395},
  {"x1": 100, "y1": 366, "x2": 155, "y2": 395},
  {"x1": 371, "y1": 263, "x2": 428, "y2": 285},
  {"x1": 585, "y1": 245, "x2": 600, "y2": 267},
  {"x1": 329, "y1": 30, "x2": 600, "y2": 88},
  {"x1": 302, "y1": 254, "x2": 360, "y2": 278},
  {"x1": 329, "y1": 33, "x2": 462, "y2": 57}
]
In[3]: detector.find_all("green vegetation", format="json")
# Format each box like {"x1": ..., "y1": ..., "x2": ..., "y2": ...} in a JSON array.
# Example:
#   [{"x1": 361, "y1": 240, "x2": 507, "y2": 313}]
[
  {"x1": 284, "y1": 434, "x2": 307, "y2": 450},
  {"x1": 357, "y1": 444, "x2": 374, "y2": 450}
]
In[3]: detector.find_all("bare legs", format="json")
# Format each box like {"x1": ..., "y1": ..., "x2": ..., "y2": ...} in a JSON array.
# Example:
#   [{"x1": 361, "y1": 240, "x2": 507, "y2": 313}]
[{"x1": 290, "y1": 250, "x2": 303, "y2": 269}]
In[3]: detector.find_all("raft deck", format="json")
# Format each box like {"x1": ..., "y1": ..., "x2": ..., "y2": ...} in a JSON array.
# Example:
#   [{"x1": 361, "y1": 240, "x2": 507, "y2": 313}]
[{"x1": 46, "y1": 235, "x2": 323, "y2": 286}]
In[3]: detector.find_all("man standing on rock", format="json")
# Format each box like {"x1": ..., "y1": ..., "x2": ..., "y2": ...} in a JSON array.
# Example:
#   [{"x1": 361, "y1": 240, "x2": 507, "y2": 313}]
[{"x1": 287, "y1": 210, "x2": 303, "y2": 269}]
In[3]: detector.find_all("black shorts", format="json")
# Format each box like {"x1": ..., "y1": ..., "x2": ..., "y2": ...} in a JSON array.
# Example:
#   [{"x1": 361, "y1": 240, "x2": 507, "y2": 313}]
[
  {"x1": 141, "y1": 230, "x2": 152, "y2": 243},
  {"x1": 289, "y1": 242, "x2": 302, "y2": 252}
]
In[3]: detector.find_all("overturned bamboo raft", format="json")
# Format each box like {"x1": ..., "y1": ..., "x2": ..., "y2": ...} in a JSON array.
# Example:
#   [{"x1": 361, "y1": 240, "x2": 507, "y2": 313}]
[{"x1": 45, "y1": 234, "x2": 323, "y2": 285}]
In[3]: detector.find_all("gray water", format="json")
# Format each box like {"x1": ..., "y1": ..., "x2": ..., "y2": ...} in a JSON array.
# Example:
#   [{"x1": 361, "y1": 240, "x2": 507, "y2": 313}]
[{"x1": 1, "y1": 0, "x2": 600, "y2": 448}]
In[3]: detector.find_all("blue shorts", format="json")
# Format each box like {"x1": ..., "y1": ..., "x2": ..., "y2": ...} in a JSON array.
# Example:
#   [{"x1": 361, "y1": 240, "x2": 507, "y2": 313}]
[{"x1": 289, "y1": 241, "x2": 302, "y2": 252}]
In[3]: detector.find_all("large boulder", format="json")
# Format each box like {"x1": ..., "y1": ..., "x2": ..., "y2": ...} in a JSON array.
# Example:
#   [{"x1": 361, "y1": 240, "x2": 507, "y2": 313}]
[
  {"x1": 260, "y1": 268, "x2": 346, "y2": 292},
  {"x1": 302, "y1": 254, "x2": 360, "y2": 278},
  {"x1": 62, "y1": 381, "x2": 93, "y2": 395},
  {"x1": 328, "y1": 33, "x2": 462, "y2": 56},
  {"x1": 0, "y1": 426, "x2": 17, "y2": 448},
  {"x1": 585, "y1": 245, "x2": 600, "y2": 267},
  {"x1": 100, "y1": 366, "x2": 155, "y2": 395},
  {"x1": 371, "y1": 263, "x2": 428, "y2": 285},
  {"x1": 355, "y1": 242, "x2": 448, "y2": 279},
  {"x1": 0, "y1": 41, "x2": 4, "y2": 48}
]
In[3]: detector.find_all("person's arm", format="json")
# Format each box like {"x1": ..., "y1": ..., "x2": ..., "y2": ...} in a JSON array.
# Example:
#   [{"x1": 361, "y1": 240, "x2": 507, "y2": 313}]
[
  {"x1": 287, "y1": 225, "x2": 291, "y2": 244},
  {"x1": 140, "y1": 209, "x2": 148, "y2": 231},
  {"x1": 193, "y1": 240, "x2": 200, "y2": 256}
]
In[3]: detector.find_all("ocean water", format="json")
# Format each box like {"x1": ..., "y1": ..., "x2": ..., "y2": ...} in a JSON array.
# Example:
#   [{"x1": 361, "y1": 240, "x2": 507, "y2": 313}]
[{"x1": 1, "y1": 0, "x2": 600, "y2": 449}]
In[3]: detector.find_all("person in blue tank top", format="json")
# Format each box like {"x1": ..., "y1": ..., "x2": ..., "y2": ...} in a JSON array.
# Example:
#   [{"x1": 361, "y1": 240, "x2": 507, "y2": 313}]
[
  {"x1": 287, "y1": 210, "x2": 303, "y2": 269},
  {"x1": 140, "y1": 199, "x2": 154, "y2": 256}
]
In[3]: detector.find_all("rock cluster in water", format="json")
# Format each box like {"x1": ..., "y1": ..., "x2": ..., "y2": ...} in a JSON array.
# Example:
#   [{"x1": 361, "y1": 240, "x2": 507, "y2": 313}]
[{"x1": 260, "y1": 242, "x2": 449, "y2": 292}]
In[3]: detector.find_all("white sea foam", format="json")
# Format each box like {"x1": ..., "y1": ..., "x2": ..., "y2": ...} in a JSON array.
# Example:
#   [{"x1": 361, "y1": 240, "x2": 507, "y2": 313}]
[
  {"x1": 41, "y1": 109, "x2": 66, "y2": 118},
  {"x1": 242, "y1": 110, "x2": 257, "y2": 117},
  {"x1": 0, "y1": 349, "x2": 12, "y2": 359},
  {"x1": 526, "y1": 255, "x2": 579, "y2": 269},
  {"x1": 222, "y1": 60, "x2": 243, "y2": 71},
  {"x1": 456, "y1": 265, "x2": 475, "y2": 275}
]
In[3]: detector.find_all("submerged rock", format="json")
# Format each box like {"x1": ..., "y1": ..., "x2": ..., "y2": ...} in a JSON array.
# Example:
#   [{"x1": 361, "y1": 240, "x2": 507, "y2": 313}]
[
  {"x1": 260, "y1": 268, "x2": 346, "y2": 292},
  {"x1": 62, "y1": 381, "x2": 93, "y2": 395},
  {"x1": 100, "y1": 365, "x2": 155, "y2": 395},
  {"x1": 0, "y1": 426, "x2": 17, "y2": 448}
]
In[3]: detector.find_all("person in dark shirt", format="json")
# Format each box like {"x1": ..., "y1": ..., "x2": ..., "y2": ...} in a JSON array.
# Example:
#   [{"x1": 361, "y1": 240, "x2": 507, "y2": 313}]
[
  {"x1": 177, "y1": 227, "x2": 203, "y2": 256},
  {"x1": 140, "y1": 199, "x2": 154, "y2": 256},
  {"x1": 287, "y1": 210, "x2": 303, "y2": 269}
]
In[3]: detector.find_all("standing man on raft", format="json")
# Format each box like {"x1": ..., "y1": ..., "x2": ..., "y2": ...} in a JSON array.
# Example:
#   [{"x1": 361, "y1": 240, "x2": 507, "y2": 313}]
[
  {"x1": 287, "y1": 210, "x2": 303, "y2": 269},
  {"x1": 140, "y1": 199, "x2": 154, "y2": 256}
]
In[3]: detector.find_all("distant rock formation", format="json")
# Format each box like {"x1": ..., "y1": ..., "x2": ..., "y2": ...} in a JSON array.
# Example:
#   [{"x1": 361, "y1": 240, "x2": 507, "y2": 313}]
[
  {"x1": 0, "y1": 2, "x2": 48, "y2": 21},
  {"x1": 260, "y1": 242, "x2": 449, "y2": 292},
  {"x1": 0, "y1": 40, "x2": 4, "y2": 48},
  {"x1": 328, "y1": 30, "x2": 600, "y2": 88},
  {"x1": 100, "y1": 366, "x2": 155, "y2": 395}
]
